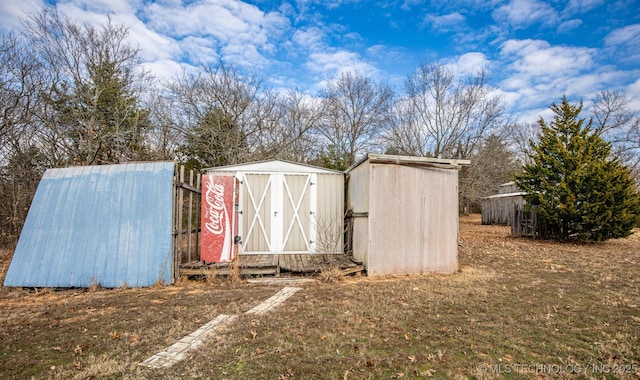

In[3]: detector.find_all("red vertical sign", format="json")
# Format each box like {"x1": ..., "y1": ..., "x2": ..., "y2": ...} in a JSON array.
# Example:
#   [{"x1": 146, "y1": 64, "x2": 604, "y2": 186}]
[{"x1": 200, "y1": 174, "x2": 237, "y2": 263}]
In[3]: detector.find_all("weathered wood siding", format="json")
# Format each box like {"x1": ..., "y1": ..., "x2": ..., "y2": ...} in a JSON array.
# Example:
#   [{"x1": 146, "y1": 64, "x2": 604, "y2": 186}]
[
  {"x1": 347, "y1": 154, "x2": 463, "y2": 275},
  {"x1": 346, "y1": 161, "x2": 370, "y2": 267},
  {"x1": 368, "y1": 164, "x2": 459, "y2": 275},
  {"x1": 481, "y1": 193, "x2": 526, "y2": 225}
]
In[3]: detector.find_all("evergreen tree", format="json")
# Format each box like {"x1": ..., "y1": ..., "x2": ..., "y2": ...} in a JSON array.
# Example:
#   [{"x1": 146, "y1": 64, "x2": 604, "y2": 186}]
[
  {"x1": 515, "y1": 96, "x2": 640, "y2": 241},
  {"x1": 52, "y1": 54, "x2": 150, "y2": 165},
  {"x1": 177, "y1": 108, "x2": 248, "y2": 170}
]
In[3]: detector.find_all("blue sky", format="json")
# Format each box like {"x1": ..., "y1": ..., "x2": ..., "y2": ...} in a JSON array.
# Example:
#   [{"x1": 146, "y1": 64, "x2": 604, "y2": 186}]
[{"x1": 1, "y1": 0, "x2": 639, "y2": 123}]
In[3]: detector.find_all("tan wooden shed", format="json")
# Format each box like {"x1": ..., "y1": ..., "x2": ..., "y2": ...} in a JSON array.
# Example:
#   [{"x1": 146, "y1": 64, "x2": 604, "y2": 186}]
[
  {"x1": 346, "y1": 154, "x2": 469, "y2": 275},
  {"x1": 204, "y1": 159, "x2": 344, "y2": 256}
]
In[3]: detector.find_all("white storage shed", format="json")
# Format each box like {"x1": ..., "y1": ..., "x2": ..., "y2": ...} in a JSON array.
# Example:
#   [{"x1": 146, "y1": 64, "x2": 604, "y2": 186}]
[
  {"x1": 204, "y1": 159, "x2": 344, "y2": 255},
  {"x1": 346, "y1": 154, "x2": 469, "y2": 275}
]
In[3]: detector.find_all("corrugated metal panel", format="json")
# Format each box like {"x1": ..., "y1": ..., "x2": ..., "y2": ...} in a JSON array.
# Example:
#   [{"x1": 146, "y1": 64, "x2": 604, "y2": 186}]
[{"x1": 4, "y1": 162, "x2": 174, "y2": 288}]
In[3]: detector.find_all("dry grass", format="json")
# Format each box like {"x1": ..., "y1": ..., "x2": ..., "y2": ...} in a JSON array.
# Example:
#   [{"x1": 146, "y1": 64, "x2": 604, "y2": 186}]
[
  {"x1": 317, "y1": 265, "x2": 346, "y2": 283},
  {"x1": 1, "y1": 215, "x2": 639, "y2": 379}
]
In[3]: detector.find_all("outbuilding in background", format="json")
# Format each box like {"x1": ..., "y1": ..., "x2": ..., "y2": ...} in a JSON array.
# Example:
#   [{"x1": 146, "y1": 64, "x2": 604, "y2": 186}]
[
  {"x1": 346, "y1": 154, "x2": 469, "y2": 275},
  {"x1": 480, "y1": 182, "x2": 527, "y2": 226}
]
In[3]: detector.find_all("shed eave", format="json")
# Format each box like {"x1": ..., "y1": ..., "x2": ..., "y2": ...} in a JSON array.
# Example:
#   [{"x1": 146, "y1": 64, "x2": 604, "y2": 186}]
[
  {"x1": 346, "y1": 153, "x2": 471, "y2": 172},
  {"x1": 481, "y1": 192, "x2": 528, "y2": 200},
  {"x1": 203, "y1": 159, "x2": 344, "y2": 174}
]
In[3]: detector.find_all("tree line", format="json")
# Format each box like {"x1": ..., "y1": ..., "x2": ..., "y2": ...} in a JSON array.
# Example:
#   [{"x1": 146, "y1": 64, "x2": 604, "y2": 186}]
[{"x1": 2, "y1": 8, "x2": 639, "y2": 245}]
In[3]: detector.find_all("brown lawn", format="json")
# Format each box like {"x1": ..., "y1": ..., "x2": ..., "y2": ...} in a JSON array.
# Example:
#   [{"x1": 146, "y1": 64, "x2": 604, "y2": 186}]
[{"x1": 0, "y1": 214, "x2": 638, "y2": 379}]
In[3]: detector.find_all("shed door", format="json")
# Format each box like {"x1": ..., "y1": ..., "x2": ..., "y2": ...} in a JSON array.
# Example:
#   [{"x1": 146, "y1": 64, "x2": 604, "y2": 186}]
[{"x1": 240, "y1": 173, "x2": 317, "y2": 254}]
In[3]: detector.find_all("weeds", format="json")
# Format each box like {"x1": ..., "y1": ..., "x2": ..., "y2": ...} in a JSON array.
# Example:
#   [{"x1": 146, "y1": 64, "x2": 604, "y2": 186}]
[{"x1": 318, "y1": 266, "x2": 344, "y2": 283}]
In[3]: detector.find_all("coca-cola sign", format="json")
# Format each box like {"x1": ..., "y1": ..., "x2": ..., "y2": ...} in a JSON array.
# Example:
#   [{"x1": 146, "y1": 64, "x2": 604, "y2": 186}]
[
  {"x1": 204, "y1": 180, "x2": 226, "y2": 235},
  {"x1": 200, "y1": 174, "x2": 237, "y2": 263}
]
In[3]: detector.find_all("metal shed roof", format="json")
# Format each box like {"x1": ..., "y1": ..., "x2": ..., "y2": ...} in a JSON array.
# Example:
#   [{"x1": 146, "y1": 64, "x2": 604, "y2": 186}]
[{"x1": 4, "y1": 162, "x2": 175, "y2": 288}]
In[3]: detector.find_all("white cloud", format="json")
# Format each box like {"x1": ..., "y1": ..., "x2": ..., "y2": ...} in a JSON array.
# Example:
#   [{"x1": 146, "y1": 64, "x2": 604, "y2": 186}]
[
  {"x1": 0, "y1": 0, "x2": 43, "y2": 31},
  {"x1": 401, "y1": 0, "x2": 424, "y2": 11},
  {"x1": 604, "y1": 24, "x2": 640, "y2": 63},
  {"x1": 445, "y1": 52, "x2": 490, "y2": 77},
  {"x1": 138, "y1": 0, "x2": 291, "y2": 72},
  {"x1": 557, "y1": 19, "x2": 582, "y2": 33},
  {"x1": 423, "y1": 12, "x2": 466, "y2": 31},
  {"x1": 627, "y1": 78, "x2": 640, "y2": 110},
  {"x1": 563, "y1": 0, "x2": 603, "y2": 14},
  {"x1": 292, "y1": 27, "x2": 327, "y2": 51},
  {"x1": 499, "y1": 39, "x2": 598, "y2": 110},
  {"x1": 605, "y1": 24, "x2": 640, "y2": 46},
  {"x1": 140, "y1": 59, "x2": 187, "y2": 82},
  {"x1": 492, "y1": 0, "x2": 558, "y2": 29},
  {"x1": 305, "y1": 50, "x2": 380, "y2": 80},
  {"x1": 500, "y1": 39, "x2": 594, "y2": 78}
]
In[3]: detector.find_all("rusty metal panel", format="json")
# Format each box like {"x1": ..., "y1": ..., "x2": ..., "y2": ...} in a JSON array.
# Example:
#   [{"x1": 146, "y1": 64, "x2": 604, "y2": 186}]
[{"x1": 4, "y1": 162, "x2": 174, "y2": 288}]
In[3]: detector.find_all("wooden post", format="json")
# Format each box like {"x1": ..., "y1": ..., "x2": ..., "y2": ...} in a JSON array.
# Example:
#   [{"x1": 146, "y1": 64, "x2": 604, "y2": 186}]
[
  {"x1": 187, "y1": 169, "x2": 194, "y2": 262},
  {"x1": 177, "y1": 166, "x2": 184, "y2": 269}
]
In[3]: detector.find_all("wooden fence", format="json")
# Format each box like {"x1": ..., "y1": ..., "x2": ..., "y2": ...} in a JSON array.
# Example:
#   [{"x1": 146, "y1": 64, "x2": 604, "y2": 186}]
[
  {"x1": 511, "y1": 205, "x2": 548, "y2": 239},
  {"x1": 173, "y1": 165, "x2": 202, "y2": 281}
]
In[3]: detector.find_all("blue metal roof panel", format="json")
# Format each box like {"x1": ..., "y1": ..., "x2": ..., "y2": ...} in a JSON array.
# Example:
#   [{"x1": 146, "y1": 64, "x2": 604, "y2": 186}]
[{"x1": 4, "y1": 162, "x2": 175, "y2": 288}]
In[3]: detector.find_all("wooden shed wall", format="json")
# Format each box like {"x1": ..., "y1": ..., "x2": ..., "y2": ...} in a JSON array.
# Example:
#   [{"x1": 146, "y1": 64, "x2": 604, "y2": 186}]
[
  {"x1": 481, "y1": 193, "x2": 526, "y2": 225},
  {"x1": 346, "y1": 162, "x2": 370, "y2": 267},
  {"x1": 357, "y1": 163, "x2": 459, "y2": 275}
]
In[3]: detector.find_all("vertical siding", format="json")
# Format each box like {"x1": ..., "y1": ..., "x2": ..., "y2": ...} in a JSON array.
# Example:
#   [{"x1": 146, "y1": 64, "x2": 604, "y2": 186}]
[
  {"x1": 4, "y1": 162, "x2": 174, "y2": 288},
  {"x1": 315, "y1": 173, "x2": 345, "y2": 253},
  {"x1": 481, "y1": 194, "x2": 526, "y2": 225},
  {"x1": 366, "y1": 164, "x2": 459, "y2": 275}
]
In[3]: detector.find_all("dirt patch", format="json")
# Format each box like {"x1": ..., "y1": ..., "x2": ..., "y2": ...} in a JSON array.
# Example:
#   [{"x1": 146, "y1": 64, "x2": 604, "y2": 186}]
[{"x1": 1, "y1": 215, "x2": 639, "y2": 379}]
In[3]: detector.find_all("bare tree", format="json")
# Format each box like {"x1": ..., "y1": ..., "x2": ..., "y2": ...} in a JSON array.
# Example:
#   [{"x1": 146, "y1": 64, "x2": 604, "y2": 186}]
[
  {"x1": 590, "y1": 90, "x2": 640, "y2": 181},
  {"x1": 386, "y1": 62, "x2": 507, "y2": 159},
  {"x1": 504, "y1": 121, "x2": 540, "y2": 166},
  {"x1": 0, "y1": 33, "x2": 48, "y2": 245},
  {"x1": 168, "y1": 63, "x2": 263, "y2": 168},
  {"x1": 317, "y1": 70, "x2": 393, "y2": 169},
  {"x1": 254, "y1": 89, "x2": 323, "y2": 162},
  {"x1": 145, "y1": 90, "x2": 182, "y2": 161},
  {"x1": 459, "y1": 134, "x2": 520, "y2": 213}
]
